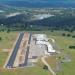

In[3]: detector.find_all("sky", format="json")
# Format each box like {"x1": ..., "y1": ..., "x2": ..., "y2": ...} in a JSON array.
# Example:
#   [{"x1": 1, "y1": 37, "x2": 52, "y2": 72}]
[
  {"x1": 0, "y1": 0, "x2": 75, "y2": 8},
  {"x1": 0, "y1": 0, "x2": 75, "y2": 2},
  {"x1": 0, "y1": 0, "x2": 75, "y2": 1}
]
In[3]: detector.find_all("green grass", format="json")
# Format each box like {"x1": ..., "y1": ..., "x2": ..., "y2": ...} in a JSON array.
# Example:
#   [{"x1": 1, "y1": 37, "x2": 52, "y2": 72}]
[
  {"x1": 0, "y1": 67, "x2": 50, "y2": 75},
  {"x1": 27, "y1": 30, "x2": 75, "y2": 36},
  {"x1": 50, "y1": 36, "x2": 75, "y2": 51},
  {"x1": 0, "y1": 31, "x2": 19, "y2": 49},
  {"x1": 0, "y1": 31, "x2": 18, "y2": 67},
  {"x1": 46, "y1": 56, "x2": 56, "y2": 70},
  {"x1": 0, "y1": 52, "x2": 8, "y2": 67},
  {"x1": 48, "y1": 34, "x2": 75, "y2": 75}
]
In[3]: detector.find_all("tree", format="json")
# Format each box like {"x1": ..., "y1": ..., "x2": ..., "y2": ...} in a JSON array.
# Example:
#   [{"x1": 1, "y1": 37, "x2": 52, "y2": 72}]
[
  {"x1": 62, "y1": 33, "x2": 66, "y2": 36},
  {"x1": 0, "y1": 37, "x2": 2, "y2": 41},
  {"x1": 7, "y1": 29, "x2": 11, "y2": 33},
  {"x1": 67, "y1": 34, "x2": 71, "y2": 37},
  {"x1": 43, "y1": 65, "x2": 48, "y2": 70},
  {"x1": 72, "y1": 35, "x2": 75, "y2": 38},
  {"x1": 69, "y1": 45, "x2": 75, "y2": 49}
]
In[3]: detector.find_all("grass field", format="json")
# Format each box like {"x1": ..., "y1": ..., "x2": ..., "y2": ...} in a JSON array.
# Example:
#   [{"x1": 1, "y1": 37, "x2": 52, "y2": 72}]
[
  {"x1": 46, "y1": 56, "x2": 57, "y2": 71},
  {"x1": 53, "y1": 36, "x2": 75, "y2": 75},
  {"x1": 0, "y1": 52, "x2": 8, "y2": 67},
  {"x1": 48, "y1": 32, "x2": 75, "y2": 75},
  {"x1": 0, "y1": 32, "x2": 19, "y2": 68},
  {"x1": 0, "y1": 32, "x2": 19, "y2": 49},
  {"x1": 0, "y1": 67, "x2": 50, "y2": 75}
]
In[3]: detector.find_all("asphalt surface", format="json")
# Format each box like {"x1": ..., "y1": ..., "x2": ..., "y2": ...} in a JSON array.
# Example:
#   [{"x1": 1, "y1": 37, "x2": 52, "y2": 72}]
[
  {"x1": 23, "y1": 33, "x2": 32, "y2": 66},
  {"x1": 23, "y1": 46, "x2": 30, "y2": 66},
  {"x1": 6, "y1": 32, "x2": 24, "y2": 68},
  {"x1": 19, "y1": 33, "x2": 32, "y2": 67}
]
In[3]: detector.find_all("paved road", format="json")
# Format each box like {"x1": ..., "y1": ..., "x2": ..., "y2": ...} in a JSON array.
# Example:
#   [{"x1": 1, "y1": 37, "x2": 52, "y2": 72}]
[
  {"x1": 6, "y1": 32, "x2": 24, "y2": 68},
  {"x1": 23, "y1": 46, "x2": 30, "y2": 66},
  {"x1": 24, "y1": 33, "x2": 32, "y2": 66}
]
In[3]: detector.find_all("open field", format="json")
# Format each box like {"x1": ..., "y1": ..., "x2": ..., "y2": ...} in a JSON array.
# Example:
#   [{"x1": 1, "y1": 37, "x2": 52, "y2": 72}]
[
  {"x1": 0, "y1": 67, "x2": 50, "y2": 75},
  {"x1": 0, "y1": 32, "x2": 19, "y2": 68},
  {"x1": 46, "y1": 56, "x2": 56, "y2": 71},
  {"x1": 0, "y1": 32, "x2": 19, "y2": 49},
  {"x1": 0, "y1": 52, "x2": 8, "y2": 67},
  {"x1": 50, "y1": 36, "x2": 75, "y2": 75},
  {"x1": 47, "y1": 31, "x2": 75, "y2": 75}
]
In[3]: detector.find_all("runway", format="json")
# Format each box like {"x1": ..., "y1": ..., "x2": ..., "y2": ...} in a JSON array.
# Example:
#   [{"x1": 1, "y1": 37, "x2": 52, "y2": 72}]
[{"x1": 6, "y1": 32, "x2": 24, "y2": 68}]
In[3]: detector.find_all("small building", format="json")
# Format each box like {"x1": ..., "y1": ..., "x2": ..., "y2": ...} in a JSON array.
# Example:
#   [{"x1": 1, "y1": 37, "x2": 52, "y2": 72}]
[
  {"x1": 33, "y1": 34, "x2": 48, "y2": 41},
  {"x1": 46, "y1": 42, "x2": 55, "y2": 53}
]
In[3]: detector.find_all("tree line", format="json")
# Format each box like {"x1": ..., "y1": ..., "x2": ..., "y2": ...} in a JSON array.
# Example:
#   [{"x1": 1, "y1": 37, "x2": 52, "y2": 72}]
[{"x1": 0, "y1": 13, "x2": 75, "y2": 31}]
